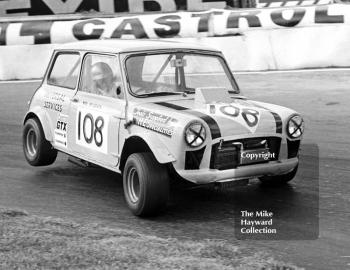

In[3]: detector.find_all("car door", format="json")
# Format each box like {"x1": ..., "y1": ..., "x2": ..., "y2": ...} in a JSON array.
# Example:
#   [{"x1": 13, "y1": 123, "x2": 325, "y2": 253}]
[
  {"x1": 44, "y1": 51, "x2": 81, "y2": 150},
  {"x1": 67, "y1": 53, "x2": 126, "y2": 168}
]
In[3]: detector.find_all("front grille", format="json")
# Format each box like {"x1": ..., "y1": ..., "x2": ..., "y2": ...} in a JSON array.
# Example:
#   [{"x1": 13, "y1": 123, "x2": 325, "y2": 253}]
[
  {"x1": 210, "y1": 142, "x2": 239, "y2": 170},
  {"x1": 210, "y1": 137, "x2": 281, "y2": 170}
]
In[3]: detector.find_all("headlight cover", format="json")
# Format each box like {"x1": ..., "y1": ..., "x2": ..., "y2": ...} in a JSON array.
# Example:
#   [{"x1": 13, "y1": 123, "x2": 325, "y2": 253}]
[
  {"x1": 185, "y1": 122, "x2": 206, "y2": 147},
  {"x1": 287, "y1": 115, "x2": 304, "y2": 139}
]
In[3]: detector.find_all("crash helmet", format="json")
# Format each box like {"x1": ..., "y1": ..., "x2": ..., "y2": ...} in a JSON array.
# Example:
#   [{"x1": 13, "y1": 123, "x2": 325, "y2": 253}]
[{"x1": 91, "y1": 62, "x2": 114, "y2": 90}]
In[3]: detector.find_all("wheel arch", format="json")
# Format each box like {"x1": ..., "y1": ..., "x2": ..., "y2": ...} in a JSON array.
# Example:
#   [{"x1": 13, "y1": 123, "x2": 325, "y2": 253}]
[
  {"x1": 23, "y1": 109, "x2": 53, "y2": 142},
  {"x1": 119, "y1": 135, "x2": 176, "y2": 171}
]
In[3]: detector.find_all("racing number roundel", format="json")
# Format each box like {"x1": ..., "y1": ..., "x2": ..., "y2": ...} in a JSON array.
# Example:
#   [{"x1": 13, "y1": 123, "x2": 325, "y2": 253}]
[
  {"x1": 241, "y1": 109, "x2": 259, "y2": 127},
  {"x1": 76, "y1": 108, "x2": 109, "y2": 154},
  {"x1": 219, "y1": 104, "x2": 260, "y2": 132}
]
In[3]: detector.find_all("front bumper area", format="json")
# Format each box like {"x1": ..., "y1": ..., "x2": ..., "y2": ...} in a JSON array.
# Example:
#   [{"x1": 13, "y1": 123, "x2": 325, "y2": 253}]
[{"x1": 177, "y1": 158, "x2": 298, "y2": 184}]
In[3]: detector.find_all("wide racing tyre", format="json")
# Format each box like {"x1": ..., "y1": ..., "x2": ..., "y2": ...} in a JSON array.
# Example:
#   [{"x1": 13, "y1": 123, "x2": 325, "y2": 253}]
[
  {"x1": 259, "y1": 165, "x2": 298, "y2": 186},
  {"x1": 123, "y1": 152, "x2": 170, "y2": 217},
  {"x1": 23, "y1": 118, "x2": 57, "y2": 166}
]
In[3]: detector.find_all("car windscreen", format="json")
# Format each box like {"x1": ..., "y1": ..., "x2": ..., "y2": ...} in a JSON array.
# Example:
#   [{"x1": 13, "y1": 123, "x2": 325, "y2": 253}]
[{"x1": 125, "y1": 52, "x2": 239, "y2": 97}]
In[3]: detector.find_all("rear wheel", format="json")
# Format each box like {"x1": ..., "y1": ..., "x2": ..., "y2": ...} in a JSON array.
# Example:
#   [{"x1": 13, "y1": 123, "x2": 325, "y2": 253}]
[
  {"x1": 123, "y1": 152, "x2": 169, "y2": 216},
  {"x1": 259, "y1": 165, "x2": 298, "y2": 186},
  {"x1": 23, "y1": 118, "x2": 57, "y2": 166}
]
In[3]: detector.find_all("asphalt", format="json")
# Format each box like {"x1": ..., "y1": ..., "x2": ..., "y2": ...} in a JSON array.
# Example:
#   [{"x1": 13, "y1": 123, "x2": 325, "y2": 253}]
[{"x1": 0, "y1": 70, "x2": 349, "y2": 269}]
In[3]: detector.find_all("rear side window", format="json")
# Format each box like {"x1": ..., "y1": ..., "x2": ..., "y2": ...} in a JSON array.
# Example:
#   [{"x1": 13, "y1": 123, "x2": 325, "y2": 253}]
[{"x1": 47, "y1": 53, "x2": 81, "y2": 89}]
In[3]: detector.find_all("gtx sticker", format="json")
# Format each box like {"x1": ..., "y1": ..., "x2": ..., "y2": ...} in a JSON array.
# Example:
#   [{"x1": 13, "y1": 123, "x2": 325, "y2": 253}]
[
  {"x1": 76, "y1": 108, "x2": 109, "y2": 154},
  {"x1": 54, "y1": 116, "x2": 68, "y2": 148},
  {"x1": 56, "y1": 120, "x2": 67, "y2": 131},
  {"x1": 133, "y1": 108, "x2": 177, "y2": 137}
]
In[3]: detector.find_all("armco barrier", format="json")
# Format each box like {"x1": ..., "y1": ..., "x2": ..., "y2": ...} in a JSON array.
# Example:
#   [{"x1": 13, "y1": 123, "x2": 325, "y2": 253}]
[{"x1": 0, "y1": 4, "x2": 349, "y2": 79}]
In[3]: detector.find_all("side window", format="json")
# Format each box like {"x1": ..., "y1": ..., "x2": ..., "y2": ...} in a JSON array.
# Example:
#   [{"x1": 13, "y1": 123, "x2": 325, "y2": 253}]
[
  {"x1": 47, "y1": 53, "x2": 81, "y2": 89},
  {"x1": 80, "y1": 54, "x2": 123, "y2": 99}
]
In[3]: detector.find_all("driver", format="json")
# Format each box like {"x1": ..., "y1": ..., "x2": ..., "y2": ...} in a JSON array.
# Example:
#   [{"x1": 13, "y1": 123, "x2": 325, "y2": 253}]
[{"x1": 91, "y1": 62, "x2": 122, "y2": 98}]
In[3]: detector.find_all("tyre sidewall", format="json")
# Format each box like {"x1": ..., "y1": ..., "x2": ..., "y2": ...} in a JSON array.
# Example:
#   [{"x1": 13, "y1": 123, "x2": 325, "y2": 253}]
[
  {"x1": 123, "y1": 155, "x2": 148, "y2": 215},
  {"x1": 23, "y1": 118, "x2": 44, "y2": 165},
  {"x1": 123, "y1": 153, "x2": 169, "y2": 216}
]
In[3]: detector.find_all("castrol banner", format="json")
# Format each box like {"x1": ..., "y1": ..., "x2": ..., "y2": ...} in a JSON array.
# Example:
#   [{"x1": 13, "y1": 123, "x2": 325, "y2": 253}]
[{"x1": 0, "y1": 4, "x2": 348, "y2": 46}]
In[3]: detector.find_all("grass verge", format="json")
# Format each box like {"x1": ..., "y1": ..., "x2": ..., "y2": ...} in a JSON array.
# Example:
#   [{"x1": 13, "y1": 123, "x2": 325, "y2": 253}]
[{"x1": 0, "y1": 207, "x2": 301, "y2": 270}]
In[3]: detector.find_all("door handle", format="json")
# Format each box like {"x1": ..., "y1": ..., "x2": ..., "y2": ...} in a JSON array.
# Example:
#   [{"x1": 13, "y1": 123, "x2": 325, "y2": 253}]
[{"x1": 71, "y1": 97, "x2": 79, "y2": 103}]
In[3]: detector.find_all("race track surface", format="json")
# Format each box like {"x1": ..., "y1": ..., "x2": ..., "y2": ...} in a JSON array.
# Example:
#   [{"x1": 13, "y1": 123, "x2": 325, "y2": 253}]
[{"x1": 0, "y1": 70, "x2": 349, "y2": 269}]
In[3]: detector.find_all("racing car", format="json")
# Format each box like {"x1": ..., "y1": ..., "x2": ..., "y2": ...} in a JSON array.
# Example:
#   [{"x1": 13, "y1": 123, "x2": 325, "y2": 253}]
[{"x1": 23, "y1": 39, "x2": 304, "y2": 216}]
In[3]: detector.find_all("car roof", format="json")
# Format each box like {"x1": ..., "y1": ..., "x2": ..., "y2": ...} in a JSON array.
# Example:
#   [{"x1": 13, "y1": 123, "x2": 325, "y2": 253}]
[{"x1": 57, "y1": 39, "x2": 220, "y2": 54}]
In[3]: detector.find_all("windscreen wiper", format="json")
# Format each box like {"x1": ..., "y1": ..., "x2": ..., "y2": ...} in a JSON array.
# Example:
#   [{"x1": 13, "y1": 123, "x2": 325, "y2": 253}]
[
  {"x1": 184, "y1": 89, "x2": 195, "y2": 94},
  {"x1": 136, "y1": 91, "x2": 184, "y2": 97},
  {"x1": 228, "y1": 90, "x2": 241, "y2": 95}
]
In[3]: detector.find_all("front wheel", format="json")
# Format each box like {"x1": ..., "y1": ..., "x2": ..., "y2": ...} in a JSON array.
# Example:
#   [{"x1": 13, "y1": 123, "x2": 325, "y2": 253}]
[
  {"x1": 259, "y1": 165, "x2": 298, "y2": 186},
  {"x1": 123, "y1": 152, "x2": 169, "y2": 216},
  {"x1": 23, "y1": 118, "x2": 57, "y2": 166}
]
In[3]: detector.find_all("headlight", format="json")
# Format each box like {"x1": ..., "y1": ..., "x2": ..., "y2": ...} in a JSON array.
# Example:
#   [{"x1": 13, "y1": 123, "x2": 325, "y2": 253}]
[
  {"x1": 185, "y1": 122, "x2": 206, "y2": 147},
  {"x1": 287, "y1": 115, "x2": 304, "y2": 139}
]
